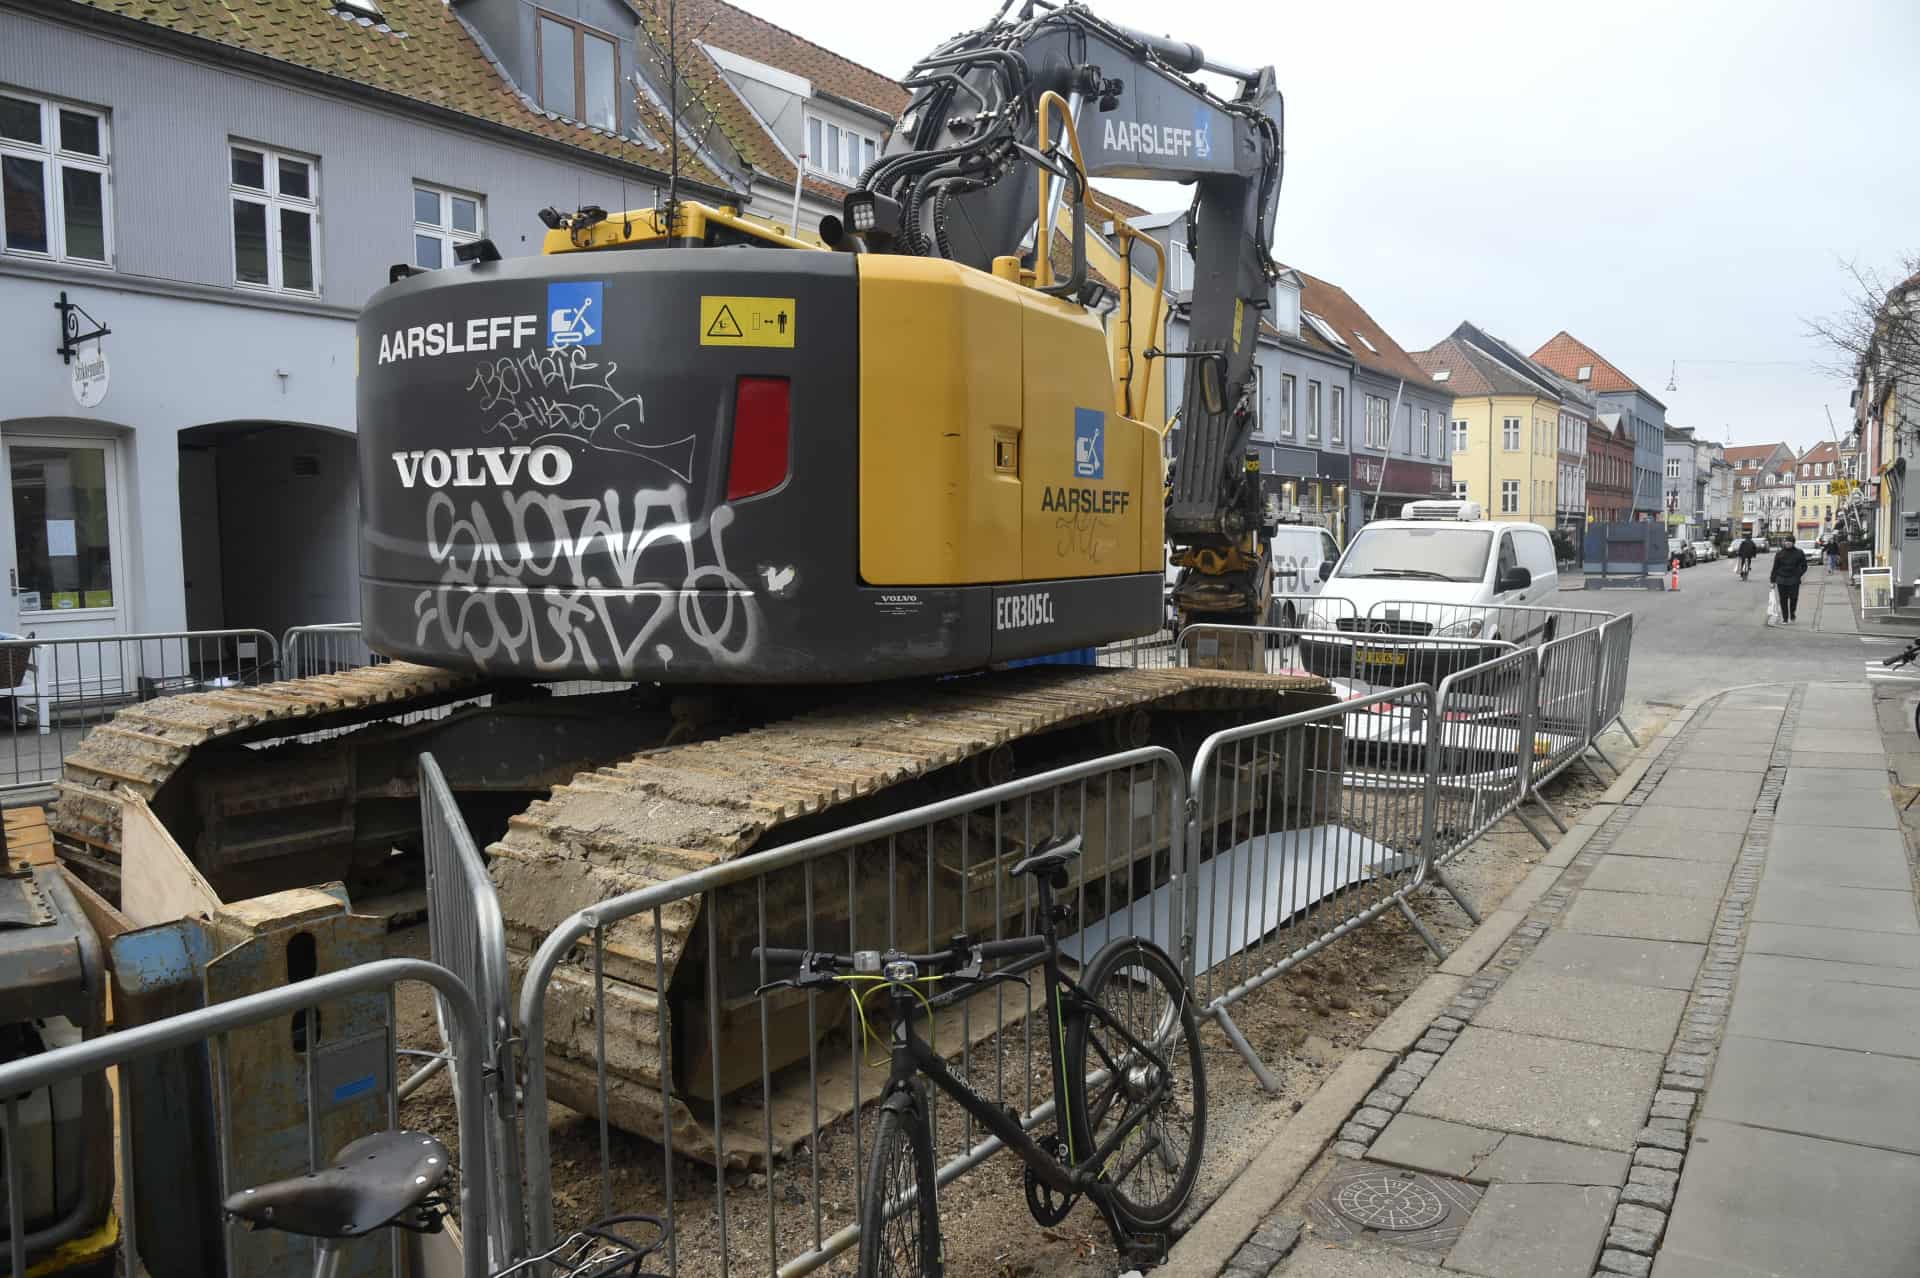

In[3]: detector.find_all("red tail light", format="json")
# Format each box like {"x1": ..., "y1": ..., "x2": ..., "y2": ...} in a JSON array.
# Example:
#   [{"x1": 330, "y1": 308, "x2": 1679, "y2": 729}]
[{"x1": 726, "y1": 376, "x2": 790, "y2": 501}]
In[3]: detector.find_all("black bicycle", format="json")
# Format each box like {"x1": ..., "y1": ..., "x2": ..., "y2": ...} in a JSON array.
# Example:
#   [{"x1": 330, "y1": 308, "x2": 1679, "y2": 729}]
[
  {"x1": 754, "y1": 833, "x2": 1207, "y2": 1277},
  {"x1": 1883, "y1": 640, "x2": 1920, "y2": 741}
]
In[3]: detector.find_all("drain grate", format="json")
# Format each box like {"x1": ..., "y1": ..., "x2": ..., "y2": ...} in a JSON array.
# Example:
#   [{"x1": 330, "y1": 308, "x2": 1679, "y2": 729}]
[{"x1": 1306, "y1": 1163, "x2": 1481, "y2": 1256}]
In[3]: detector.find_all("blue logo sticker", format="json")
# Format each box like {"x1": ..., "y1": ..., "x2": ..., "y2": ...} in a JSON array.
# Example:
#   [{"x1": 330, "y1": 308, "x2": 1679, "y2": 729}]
[
  {"x1": 1074, "y1": 408, "x2": 1105, "y2": 480},
  {"x1": 547, "y1": 281, "x2": 603, "y2": 348},
  {"x1": 1193, "y1": 107, "x2": 1213, "y2": 161},
  {"x1": 331, "y1": 1074, "x2": 378, "y2": 1104}
]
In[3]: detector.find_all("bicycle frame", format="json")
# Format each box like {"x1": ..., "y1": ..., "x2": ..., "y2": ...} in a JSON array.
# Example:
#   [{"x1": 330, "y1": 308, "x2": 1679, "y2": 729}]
[{"x1": 871, "y1": 874, "x2": 1174, "y2": 1208}]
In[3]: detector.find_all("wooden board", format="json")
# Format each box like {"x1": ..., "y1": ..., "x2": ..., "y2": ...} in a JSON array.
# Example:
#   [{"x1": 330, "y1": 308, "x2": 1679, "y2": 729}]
[
  {"x1": 3, "y1": 804, "x2": 55, "y2": 867},
  {"x1": 118, "y1": 791, "x2": 223, "y2": 929}
]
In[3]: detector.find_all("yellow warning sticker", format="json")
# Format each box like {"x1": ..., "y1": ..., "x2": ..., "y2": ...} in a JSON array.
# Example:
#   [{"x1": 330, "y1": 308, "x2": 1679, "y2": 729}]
[
  {"x1": 700, "y1": 295, "x2": 796, "y2": 348},
  {"x1": 1232, "y1": 298, "x2": 1245, "y2": 350}
]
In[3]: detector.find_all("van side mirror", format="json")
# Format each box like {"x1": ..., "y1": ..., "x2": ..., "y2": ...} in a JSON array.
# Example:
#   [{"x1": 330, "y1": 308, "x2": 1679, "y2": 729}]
[
  {"x1": 1497, "y1": 566, "x2": 1532, "y2": 592},
  {"x1": 1318, "y1": 561, "x2": 1333, "y2": 582}
]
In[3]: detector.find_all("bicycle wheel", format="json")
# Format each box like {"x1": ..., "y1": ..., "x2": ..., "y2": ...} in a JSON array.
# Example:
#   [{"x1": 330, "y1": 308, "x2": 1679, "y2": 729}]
[
  {"x1": 858, "y1": 1090, "x2": 942, "y2": 1278},
  {"x1": 1065, "y1": 938, "x2": 1206, "y2": 1231}
]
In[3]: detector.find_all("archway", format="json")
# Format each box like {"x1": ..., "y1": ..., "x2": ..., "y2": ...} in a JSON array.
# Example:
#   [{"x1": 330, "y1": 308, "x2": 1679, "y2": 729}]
[{"x1": 178, "y1": 422, "x2": 358, "y2": 639}]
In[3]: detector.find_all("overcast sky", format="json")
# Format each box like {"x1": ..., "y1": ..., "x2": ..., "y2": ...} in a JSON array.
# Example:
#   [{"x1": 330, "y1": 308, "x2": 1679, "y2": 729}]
[{"x1": 733, "y1": 0, "x2": 1919, "y2": 452}]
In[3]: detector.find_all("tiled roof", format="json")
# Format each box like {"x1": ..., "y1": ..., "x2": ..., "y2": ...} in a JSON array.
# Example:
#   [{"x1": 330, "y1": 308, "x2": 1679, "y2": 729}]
[
  {"x1": 56, "y1": 0, "x2": 729, "y2": 188},
  {"x1": 1725, "y1": 442, "x2": 1791, "y2": 465},
  {"x1": 1798, "y1": 440, "x2": 1839, "y2": 464},
  {"x1": 1294, "y1": 270, "x2": 1428, "y2": 384},
  {"x1": 1411, "y1": 337, "x2": 1542, "y2": 399},
  {"x1": 1531, "y1": 331, "x2": 1665, "y2": 408},
  {"x1": 632, "y1": 0, "x2": 903, "y2": 203},
  {"x1": 1451, "y1": 321, "x2": 1574, "y2": 403}
]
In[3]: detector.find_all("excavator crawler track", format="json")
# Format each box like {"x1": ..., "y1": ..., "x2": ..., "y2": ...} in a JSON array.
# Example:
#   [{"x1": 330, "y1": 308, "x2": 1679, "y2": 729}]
[{"x1": 50, "y1": 661, "x2": 1330, "y2": 1167}]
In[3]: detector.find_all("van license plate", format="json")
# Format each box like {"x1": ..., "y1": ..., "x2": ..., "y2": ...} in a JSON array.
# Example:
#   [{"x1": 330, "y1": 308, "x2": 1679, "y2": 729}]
[{"x1": 1357, "y1": 647, "x2": 1406, "y2": 667}]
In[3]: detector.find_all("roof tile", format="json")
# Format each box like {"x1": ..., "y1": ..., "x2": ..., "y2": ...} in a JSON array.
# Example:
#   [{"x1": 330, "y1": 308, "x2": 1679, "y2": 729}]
[
  {"x1": 1530, "y1": 331, "x2": 1664, "y2": 408},
  {"x1": 1294, "y1": 270, "x2": 1428, "y2": 384}
]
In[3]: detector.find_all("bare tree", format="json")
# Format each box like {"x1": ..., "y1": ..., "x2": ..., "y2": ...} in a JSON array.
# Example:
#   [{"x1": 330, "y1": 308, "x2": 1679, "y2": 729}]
[{"x1": 1807, "y1": 253, "x2": 1920, "y2": 390}]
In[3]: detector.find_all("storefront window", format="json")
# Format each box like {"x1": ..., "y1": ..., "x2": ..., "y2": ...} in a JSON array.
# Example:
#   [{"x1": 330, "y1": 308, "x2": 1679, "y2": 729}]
[{"x1": 11, "y1": 443, "x2": 114, "y2": 612}]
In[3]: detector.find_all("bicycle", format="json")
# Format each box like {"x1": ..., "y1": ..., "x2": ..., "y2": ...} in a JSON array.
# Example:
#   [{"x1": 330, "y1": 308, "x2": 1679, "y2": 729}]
[
  {"x1": 223, "y1": 1127, "x2": 670, "y2": 1278},
  {"x1": 1882, "y1": 641, "x2": 1920, "y2": 742},
  {"x1": 754, "y1": 832, "x2": 1207, "y2": 1277}
]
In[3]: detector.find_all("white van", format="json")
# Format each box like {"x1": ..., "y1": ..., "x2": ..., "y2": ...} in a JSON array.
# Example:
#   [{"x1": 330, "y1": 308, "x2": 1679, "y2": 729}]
[
  {"x1": 1266, "y1": 523, "x2": 1343, "y2": 627},
  {"x1": 1300, "y1": 500, "x2": 1561, "y2": 680}
]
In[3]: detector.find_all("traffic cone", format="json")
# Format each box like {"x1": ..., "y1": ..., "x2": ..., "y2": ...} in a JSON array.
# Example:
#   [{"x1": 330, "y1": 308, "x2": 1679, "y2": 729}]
[{"x1": 1670, "y1": 558, "x2": 1680, "y2": 591}]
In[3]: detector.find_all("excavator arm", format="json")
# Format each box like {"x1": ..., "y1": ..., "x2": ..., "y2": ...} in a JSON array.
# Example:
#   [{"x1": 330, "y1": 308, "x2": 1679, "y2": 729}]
[{"x1": 834, "y1": 1, "x2": 1286, "y2": 625}]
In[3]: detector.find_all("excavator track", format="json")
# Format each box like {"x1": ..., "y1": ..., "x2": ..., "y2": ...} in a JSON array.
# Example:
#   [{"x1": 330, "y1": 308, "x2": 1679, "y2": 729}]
[
  {"x1": 49, "y1": 661, "x2": 1331, "y2": 1167},
  {"x1": 490, "y1": 664, "x2": 1328, "y2": 1166}
]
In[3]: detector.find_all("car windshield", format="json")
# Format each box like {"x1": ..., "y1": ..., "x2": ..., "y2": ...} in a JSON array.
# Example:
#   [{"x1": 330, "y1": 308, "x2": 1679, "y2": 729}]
[{"x1": 1334, "y1": 527, "x2": 1493, "y2": 583}]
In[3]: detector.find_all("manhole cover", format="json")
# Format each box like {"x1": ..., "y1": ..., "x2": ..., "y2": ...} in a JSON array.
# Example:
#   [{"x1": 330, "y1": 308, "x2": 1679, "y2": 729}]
[
  {"x1": 1306, "y1": 1163, "x2": 1482, "y2": 1257},
  {"x1": 1332, "y1": 1173, "x2": 1448, "y2": 1231}
]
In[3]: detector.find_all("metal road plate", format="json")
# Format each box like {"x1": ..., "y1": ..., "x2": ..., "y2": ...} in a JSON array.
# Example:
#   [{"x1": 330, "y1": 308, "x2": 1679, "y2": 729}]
[{"x1": 1306, "y1": 1164, "x2": 1481, "y2": 1257}]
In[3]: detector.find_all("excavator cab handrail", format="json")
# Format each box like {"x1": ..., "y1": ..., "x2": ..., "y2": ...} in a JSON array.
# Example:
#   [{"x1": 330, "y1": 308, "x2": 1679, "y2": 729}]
[
  {"x1": 1085, "y1": 187, "x2": 1167, "y2": 420},
  {"x1": 1033, "y1": 89, "x2": 1090, "y2": 300}
]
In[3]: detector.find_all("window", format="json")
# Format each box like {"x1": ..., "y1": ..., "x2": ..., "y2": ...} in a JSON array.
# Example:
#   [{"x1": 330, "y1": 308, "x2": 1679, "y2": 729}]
[
  {"x1": 1665, "y1": 457, "x2": 1680, "y2": 479},
  {"x1": 804, "y1": 112, "x2": 881, "y2": 183},
  {"x1": 1306, "y1": 381, "x2": 1321, "y2": 442},
  {"x1": 1418, "y1": 408, "x2": 1429, "y2": 456},
  {"x1": 1453, "y1": 480, "x2": 1469, "y2": 501},
  {"x1": 1279, "y1": 373, "x2": 1295, "y2": 437},
  {"x1": 1451, "y1": 419, "x2": 1468, "y2": 454},
  {"x1": 1364, "y1": 395, "x2": 1389, "y2": 449},
  {"x1": 10, "y1": 440, "x2": 118, "y2": 614},
  {"x1": 1167, "y1": 239, "x2": 1193, "y2": 294},
  {"x1": 1500, "y1": 480, "x2": 1519, "y2": 513},
  {"x1": 1329, "y1": 387, "x2": 1345, "y2": 445},
  {"x1": 1250, "y1": 363, "x2": 1264, "y2": 433},
  {"x1": 1502, "y1": 417, "x2": 1520, "y2": 451},
  {"x1": 412, "y1": 184, "x2": 484, "y2": 270},
  {"x1": 1, "y1": 92, "x2": 110, "y2": 264},
  {"x1": 1401, "y1": 403, "x2": 1413, "y2": 452},
  {"x1": 230, "y1": 143, "x2": 317, "y2": 293},
  {"x1": 537, "y1": 12, "x2": 619, "y2": 131}
]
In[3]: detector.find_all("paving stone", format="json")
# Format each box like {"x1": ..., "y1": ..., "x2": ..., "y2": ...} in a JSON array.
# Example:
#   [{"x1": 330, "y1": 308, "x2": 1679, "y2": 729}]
[
  {"x1": 1662, "y1": 1073, "x2": 1705, "y2": 1092},
  {"x1": 1633, "y1": 1146, "x2": 1682, "y2": 1171},
  {"x1": 1250, "y1": 1219, "x2": 1301, "y2": 1255},
  {"x1": 1234, "y1": 1241, "x2": 1281, "y2": 1270},
  {"x1": 1352, "y1": 1107, "x2": 1395, "y2": 1130},
  {"x1": 1612, "y1": 1202, "x2": 1667, "y2": 1236},
  {"x1": 1331, "y1": 1140, "x2": 1370, "y2": 1159},
  {"x1": 1527, "y1": 932, "x2": 1704, "y2": 991},
  {"x1": 1442, "y1": 1182, "x2": 1617, "y2": 1278},
  {"x1": 1367, "y1": 1112, "x2": 1503, "y2": 1179},
  {"x1": 1607, "y1": 1226, "x2": 1659, "y2": 1255},
  {"x1": 1637, "y1": 1126, "x2": 1687, "y2": 1152},
  {"x1": 1362, "y1": 1088, "x2": 1404, "y2": 1113},
  {"x1": 1433, "y1": 1016, "x2": 1465, "y2": 1032},
  {"x1": 1406, "y1": 1050, "x2": 1442, "y2": 1072},
  {"x1": 1700, "y1": 1033, "x2": 1920, "y2": 1155},
  {"x1": 1648, "y1": 1116, "x2": 1688, "y2": 1133},
  {"x1": 1562, "y1": 889, "x2": 1719, "y2": 944},
  {"x1": 1270, "y1": 1247, "x2": 1440, "y2": 1277},
  {"x1": 1378, "y1": 1070, "x2": 1421, "y2": 1097},
  {"x1": 1470, "y1": 1133, "x2": 1630, "y2": 1187},
  {"x1": 1650, "y1": 1102, "x2": 1692, "y2": 1122},
  {"x1": 1598, "y1": 1248, "x2": 1652, "y2": 1277},
  {"x1": 1414, "y1": 1035, "x2": 1452, "y2": 1054},
  {"x1": 1337, "y1": 1122, "x2": 1376, "y2": 1145},
  {"x1": 1473, "y1": 969, "x2": 1686, "y2": 1054},
  {"x1": 1405, "y1": 1028, "x2": 1662, "y2": 1152},
  {"x1": 1629, "y1": 1165, "x2": 1679, "y2": 1191},
  {"x1": 1583, "y1": 856, "x2": 1734, "y2": 900}
]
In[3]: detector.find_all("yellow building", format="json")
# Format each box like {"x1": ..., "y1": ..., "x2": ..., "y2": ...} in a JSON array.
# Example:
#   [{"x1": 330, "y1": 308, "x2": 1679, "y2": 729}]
[
  {"x1": 1411, "y1": 333, "x2": 1561, "y2": 525},
  {"x1": 1794, "y1": 441, "x2": 1839, "y2": 539}
]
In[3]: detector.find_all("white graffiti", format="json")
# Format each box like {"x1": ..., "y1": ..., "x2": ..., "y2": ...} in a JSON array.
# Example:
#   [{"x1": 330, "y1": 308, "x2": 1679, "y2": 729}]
[
  {"x1": 465, "y1": 346, "x2": 696, "y2": 482},
  {"x1": 413, "y1": 481, "x2": 761, "y2": 677}
]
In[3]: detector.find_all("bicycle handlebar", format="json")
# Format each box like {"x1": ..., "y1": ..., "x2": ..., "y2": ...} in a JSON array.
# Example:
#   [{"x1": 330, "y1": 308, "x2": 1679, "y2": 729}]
[{"x1": 753, "y1": 934, "x2": 1049, "y2": 976}]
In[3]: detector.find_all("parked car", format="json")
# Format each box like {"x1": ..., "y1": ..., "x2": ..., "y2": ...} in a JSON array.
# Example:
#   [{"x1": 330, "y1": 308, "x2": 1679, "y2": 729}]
[
  {"x1": 1691, "y1": 539, "x2": 1717, "y2": 563},
  {"x1": 1668, "y1": 538, "x2": 1697, "y2": 568},
  {"x1": 1795, "y1": 539, "x2": 1821, "y2": 555}
]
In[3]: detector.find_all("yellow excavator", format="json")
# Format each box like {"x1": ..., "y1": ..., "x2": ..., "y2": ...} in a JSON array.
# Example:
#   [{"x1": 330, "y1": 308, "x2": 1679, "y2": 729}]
[{"x1": 53, "y1": 1, "x2": 1322, "y2": 1158}]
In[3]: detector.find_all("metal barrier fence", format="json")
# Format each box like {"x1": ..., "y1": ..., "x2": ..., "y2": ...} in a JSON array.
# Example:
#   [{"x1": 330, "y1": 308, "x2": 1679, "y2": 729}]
[
  {"x1": 1531, "y1": 626, "x2": 1606, "y2": 806},
  {"x1": 282, "y1": 622, "x2": 388, "y2": 679},
  {"x1": 0, "y1": 628, "x2": 276, "y2": 791},
  {"x1": 1588, "y1": 613, "x2": 1639, "y2": 767},
  {"x1": 514, "y1": 747, "x2": 1190, "y2": 1276},
  {"x1": 1357, "y1": 598, "x2": 1611, "y2": 643},
  {"x1": 0, "y1": 958, "x2": 491, "y2": 1278},
  {"x1": 420, "y1": 753, "x2": 523, "y2": 1270},
  {"x1": 1426, "y1": 646, "x2": 1542, "y2": 917},
  {"x1": 1185, "y1": 683, "x2": 1442, "y2": 1090}
]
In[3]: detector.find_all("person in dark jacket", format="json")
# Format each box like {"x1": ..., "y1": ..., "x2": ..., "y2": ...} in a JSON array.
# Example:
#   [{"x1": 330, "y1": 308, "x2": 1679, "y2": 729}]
[
  {"x1": 1737, "y1": 535, "x2": 1759, "y2": 580},
  {"x1": 1771, "y1": 542, "x2": 1809, "y2": 622}
]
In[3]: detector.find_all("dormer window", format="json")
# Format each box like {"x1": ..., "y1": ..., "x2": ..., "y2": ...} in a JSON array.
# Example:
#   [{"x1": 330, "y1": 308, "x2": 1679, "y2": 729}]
[
  {"x1": 537, "y1": 12, "x2": 619, "y2": 132},
  {"x1": 804, "y1": 112, "x2": 878, "y2": 184}
]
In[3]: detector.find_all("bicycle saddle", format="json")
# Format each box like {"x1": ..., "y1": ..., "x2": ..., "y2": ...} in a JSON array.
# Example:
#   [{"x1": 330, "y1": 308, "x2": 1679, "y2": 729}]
[
  {"x1": 1010, "y1": 834, "x2": 1083, "y2": 880},
  {"x1": 224, "y1": 1129, "x2": 449, "y2": 1239}
]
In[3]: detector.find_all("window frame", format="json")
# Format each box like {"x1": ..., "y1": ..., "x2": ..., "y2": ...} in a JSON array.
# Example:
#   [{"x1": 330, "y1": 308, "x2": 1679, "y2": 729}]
[
  {"x1": 1451, "y1": 418, "x2": 1468, "y2": 454},
  {"x1": 411, "y1": 182, "x2": 485, "y2": 271},
  {"x1": 1363, "y1": 394, "x2": 1389, "y2": 450},
  {"x1": 1500, "y1": 479, "x2": 1519, "y2": 514},
  {"x1": 0, "y1": 91, "x2": 113, "y2": 267},
  {"x1": 1305, "y1": 380, "x2": 1321, "y2": 442},
  {"x1": 1501, "y1": 417, "x2": 1520, "y2": 451},
  {"x1": 229, "y1": 142, "x2": 319, "y2": 295},
  {"x1": 9, "y1": 433, "x2": 125, "y2": 620},
  {"x1": 1329, "y1": 386, "x2": 1345, "y2": 445},
  {"x1": 535, "y1": 9, "x2": 621, "y2": 132},
  {"x1": 1278, "y1": 371, "x2": 1294, "y2": 438},
  {"x1": 802, "y1": 107, "x2": 879, "y2": 184}
]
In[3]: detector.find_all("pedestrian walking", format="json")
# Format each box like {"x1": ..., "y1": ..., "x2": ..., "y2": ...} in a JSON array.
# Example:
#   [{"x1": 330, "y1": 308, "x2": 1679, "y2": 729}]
[
  {"x1": 1772, "y1": 540, "x2": 1809, "y2": 623},
  {"x1": 1737, "y1": 535, "x2": 1758, "y2": 581}
]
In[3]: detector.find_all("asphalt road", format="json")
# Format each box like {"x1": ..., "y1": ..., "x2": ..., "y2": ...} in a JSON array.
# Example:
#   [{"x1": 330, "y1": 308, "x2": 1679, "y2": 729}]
[{"x1": 1568, "y1": 554, "x2": 1909, "y2": 714}]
